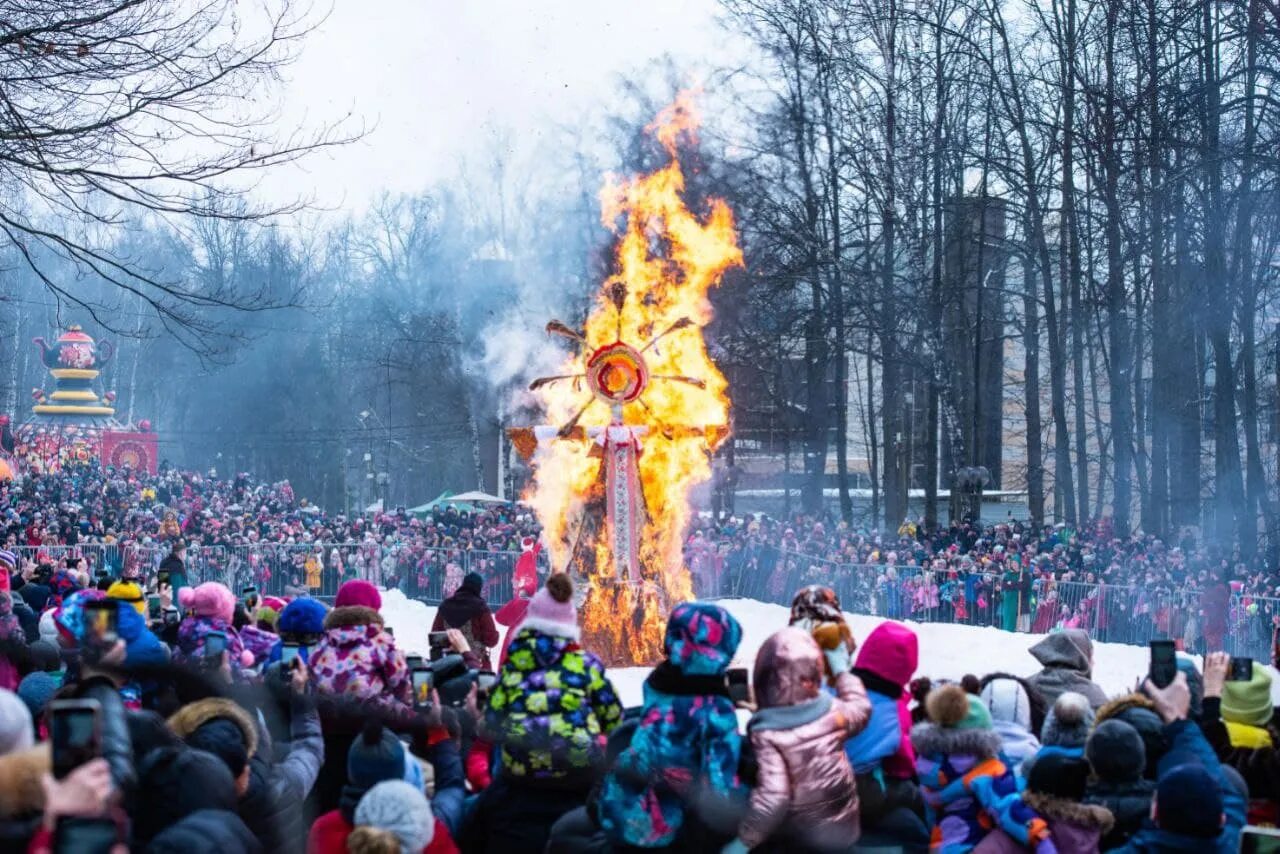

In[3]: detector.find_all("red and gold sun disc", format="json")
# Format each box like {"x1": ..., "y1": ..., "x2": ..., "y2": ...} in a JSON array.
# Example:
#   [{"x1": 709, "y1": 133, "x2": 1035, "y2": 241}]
[{"x1": 585, "y1": 341, "x2": 648, "y2": 404}]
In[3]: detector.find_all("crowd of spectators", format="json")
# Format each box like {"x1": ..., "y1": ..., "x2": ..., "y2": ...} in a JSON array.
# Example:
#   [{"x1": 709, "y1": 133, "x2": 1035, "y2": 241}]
[
  {"x1": 0, "y1": 552, "x2": 1264, "y2": 853},
  {"x1": 2, "y1": 460, "x2": 1277, "y2": 659}
]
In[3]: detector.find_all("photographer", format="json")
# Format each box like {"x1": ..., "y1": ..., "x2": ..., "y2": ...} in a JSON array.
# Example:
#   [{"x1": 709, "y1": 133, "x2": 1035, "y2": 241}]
[
  {"x1": 168, "y1": 656, "x2": 323, "y2": 854},
  {"x1": 14, "y1": 560, "x2": 53, "y2": 615}
]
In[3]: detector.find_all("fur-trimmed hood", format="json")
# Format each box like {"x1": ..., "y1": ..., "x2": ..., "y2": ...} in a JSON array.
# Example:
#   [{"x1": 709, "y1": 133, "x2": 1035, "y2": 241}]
[
  {"x1": 1094, "y1": 692, "x2": 1156, "y2": 726},
  {"x1": 0, "y1": 744, "x2": 49, "y2": 817},
  {"x1": 323, "y1": 605, "x2": 384, "y2": 631},
  {"x1": 910, "y1": 720, "x2": 1003, "y2": 759},
  {"x1": 167, "y1": 697, "x2": 259, "y2": 757},
  {"x1": 1022, "y1": 791, "x2": 1115, "y2": 833}
]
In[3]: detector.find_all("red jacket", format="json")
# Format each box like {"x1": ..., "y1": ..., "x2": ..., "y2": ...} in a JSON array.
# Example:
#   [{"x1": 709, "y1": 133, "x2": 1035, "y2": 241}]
[
  {"x1": 465, "y1": 736, "x2": 494, "y2": 791},
  {"x1": 307, "y1": 809, "x2": 459, "y2": 854}
]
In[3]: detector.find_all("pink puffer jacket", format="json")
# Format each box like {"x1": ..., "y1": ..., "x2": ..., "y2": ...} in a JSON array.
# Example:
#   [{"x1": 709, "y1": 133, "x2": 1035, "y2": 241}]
[{"x1": 740, "y1": 627, "x2": 872, "y2": 850}]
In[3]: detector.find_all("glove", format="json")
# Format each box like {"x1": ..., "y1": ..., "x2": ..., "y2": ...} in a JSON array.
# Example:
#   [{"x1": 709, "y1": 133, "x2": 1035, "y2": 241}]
[
  {"x1": 823, "y1": 644, "x2": 851, "y2": 677},
  {"x1": 721, "y1": 840, "x2": 751, "y2": 854}
]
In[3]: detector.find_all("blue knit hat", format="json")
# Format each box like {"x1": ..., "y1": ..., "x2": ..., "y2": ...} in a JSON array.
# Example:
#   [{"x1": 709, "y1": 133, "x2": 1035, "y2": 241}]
[
  {"x1": 347, "y1": 722, "x2": 405, "y2": 790},
  {"x1": 1157, "y1": 761, "x2": 1224, "y2": 838},
  {"x1": 17, "y1": 672, "x2": 59, "y2": 722},
  {"x1": 277, "y1": 597, "x2": 328, "y2": 636}
]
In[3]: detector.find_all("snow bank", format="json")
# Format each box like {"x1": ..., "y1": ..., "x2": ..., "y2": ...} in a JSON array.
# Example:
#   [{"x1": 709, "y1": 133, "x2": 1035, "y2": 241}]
[{"x1": 379, "y1": 589, "x2": 1280, "y2": 708}]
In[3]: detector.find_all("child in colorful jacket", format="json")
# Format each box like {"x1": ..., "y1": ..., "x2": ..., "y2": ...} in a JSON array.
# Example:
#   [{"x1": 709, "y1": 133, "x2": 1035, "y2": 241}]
[
  {"x1": 485, "y1": 573, "x2": 622, "y2": 784},
  {"x1": 725, "y1": 626, "x2": 871, "y2": 853},
  {"x1": 979, "y1": 753, "x2": 1113, "y2": 854},
  {"x1": 307, "y1": 580, "x2": 411, "y2": 706},
  {"x1": 174, "y1": 582, "x2": 256, "y2": 672},
  {"x1": 912, "y1": 683, "x2": 1036, "y2": 853},
  {"x1": 597, "y1": 601, "x2": 744, "y2": 849},
  {"x1": 848, "y1": 621, "x2": 928, "y2": 846}
]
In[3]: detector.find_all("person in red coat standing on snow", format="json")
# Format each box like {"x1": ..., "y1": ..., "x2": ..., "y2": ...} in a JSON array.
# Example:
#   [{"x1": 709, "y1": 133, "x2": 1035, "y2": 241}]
[{"x1": 493, "y1": 536, "x2": 540, "y2": 668}]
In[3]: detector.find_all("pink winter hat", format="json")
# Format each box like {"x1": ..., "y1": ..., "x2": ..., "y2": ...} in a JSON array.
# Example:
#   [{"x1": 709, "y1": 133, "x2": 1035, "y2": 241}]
[
  {"x1": 521, "y1": 573, "x2": 578, "y2": 639},
  {"x1": 334, "y1": 580, "x2": 382, "y2": 611},
  {"x1": 178, "y1": 582, "x2": 236, "y2": 624}
]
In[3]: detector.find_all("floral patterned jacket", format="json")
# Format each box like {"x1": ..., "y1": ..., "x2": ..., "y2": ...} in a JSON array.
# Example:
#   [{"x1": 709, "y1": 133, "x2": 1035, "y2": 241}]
[{"x1": 307, "y1": 605, "x2": 411, "y2": 706}]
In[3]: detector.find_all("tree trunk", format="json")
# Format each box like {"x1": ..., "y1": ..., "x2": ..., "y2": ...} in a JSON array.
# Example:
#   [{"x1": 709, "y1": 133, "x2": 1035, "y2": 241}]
[
  {"x1": 1022, "y1": 250, "x2": 1045, "y2": 527},
  {"x1": 1102, "y1": 0, "x2": 1133, "y2": 535}
]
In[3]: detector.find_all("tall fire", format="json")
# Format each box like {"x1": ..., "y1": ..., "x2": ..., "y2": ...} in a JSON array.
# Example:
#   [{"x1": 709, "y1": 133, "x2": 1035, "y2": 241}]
[{"x1": 508, "y1": 92, "x2": 742, "y2": 666}]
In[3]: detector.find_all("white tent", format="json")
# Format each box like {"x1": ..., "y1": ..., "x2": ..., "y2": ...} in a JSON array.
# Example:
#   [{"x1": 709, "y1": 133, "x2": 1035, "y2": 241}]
[{"x1": 447, "y1": 490, "x2": 508, "y2": 505}]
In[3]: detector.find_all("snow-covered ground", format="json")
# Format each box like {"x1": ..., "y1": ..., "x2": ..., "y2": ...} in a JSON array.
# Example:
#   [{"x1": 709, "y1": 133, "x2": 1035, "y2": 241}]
[{"x1": 379, "y1": 589, "x2": 1280, "y2": 707}]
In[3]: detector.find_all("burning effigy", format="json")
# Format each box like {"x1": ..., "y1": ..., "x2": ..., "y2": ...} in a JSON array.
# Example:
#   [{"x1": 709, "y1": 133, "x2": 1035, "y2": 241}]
[{"x1": 508, "y1": 93, "x2": 741, "y2": 666}]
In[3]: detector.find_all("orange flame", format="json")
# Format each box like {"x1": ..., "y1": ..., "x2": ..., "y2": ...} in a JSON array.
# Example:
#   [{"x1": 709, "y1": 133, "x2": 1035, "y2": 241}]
[{"x1": 524, "y1": 92, "x2": 742, "y2": 665}]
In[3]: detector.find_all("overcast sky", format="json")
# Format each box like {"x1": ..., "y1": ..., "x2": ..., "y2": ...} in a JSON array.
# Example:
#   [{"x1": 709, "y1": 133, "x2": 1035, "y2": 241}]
[{"x1": 263, "y1": 0, "x2": 747, "y2": 212}]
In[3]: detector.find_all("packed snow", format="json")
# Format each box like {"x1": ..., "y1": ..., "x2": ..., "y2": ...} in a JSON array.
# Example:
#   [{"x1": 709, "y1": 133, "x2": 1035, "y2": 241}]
[{"x1": 378, "y1": 588, "x2": 1280, "y2": 707}]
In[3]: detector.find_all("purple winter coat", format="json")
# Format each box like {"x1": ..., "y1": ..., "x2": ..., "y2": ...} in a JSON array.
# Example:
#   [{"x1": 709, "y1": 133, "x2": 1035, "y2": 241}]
[{"x1": 975, "y1": 792, "x2": 1114, "y2": 854}]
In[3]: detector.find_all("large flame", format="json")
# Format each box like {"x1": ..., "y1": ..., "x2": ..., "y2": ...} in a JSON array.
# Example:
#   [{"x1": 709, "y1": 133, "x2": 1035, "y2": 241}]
[{"x1": 523, "y1": 92, "x2": 742, "y2": 664}]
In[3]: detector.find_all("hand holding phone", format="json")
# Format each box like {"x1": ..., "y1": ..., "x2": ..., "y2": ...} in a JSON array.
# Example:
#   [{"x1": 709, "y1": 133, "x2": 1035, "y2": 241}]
[
  {"x1": 50, "y1": 700, "x2": 102, "y2": 779},
  {"x1": 1229, "y1": 656, "x2": 1254, "y2": 682},
  {"x1": 280, "y1": 642, "x2": 302, "y2": 667},
  {"x1": 727, "y1": 667, "x2": 751, "y2": 705},
  {"x1": 1148, "y1": 640, "x2": 1177, "y2": 690},
  {"x1": 411, "y1": 667, "x2": 434, "y2": 710},
  {"x1": 204, "y1": 631, "x2": 228, "y2": 661}
]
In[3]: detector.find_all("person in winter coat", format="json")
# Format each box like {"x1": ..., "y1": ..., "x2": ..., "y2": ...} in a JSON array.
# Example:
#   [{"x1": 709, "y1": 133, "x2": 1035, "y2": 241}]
[
  {"x1": 159, "y1": 540, "x2": 191, "y2": 596},
  {"x1": 0, "y1": 585, "x2": 25, "y2": 691},
  {"x1": 175, "y1": 582, "x2": 256, "y2": 673},
  {"x1": 1111, "y1": 672, "x2": 1244, "y2": 853},
  {"x1": 102, "y1": 594, "x2": 168, "y2": 670},
  {"x1": 596, "y1": 601, "x2": 744, "y2": 850},
  {"x1": 1092, "y1": 694, "x2": 1167, "y2": 781},
  {"x1": 725, "y1": 625, "x2": 871, "y2": 853},
  {"x1": 431, "y1": 572, "x2": 500, "y2": 671},
  {"x1": 308, "y1": 719, "x2": 462, "y2": 854},
  {"x1": 979, "y1": 752, "x2": 1114, "y2": 854},
  {"x1": 1083, "y1": 719, "x2": 1154, "y2": 850},
  {"x1": 348, "y1": 779, "x2": 458, "y2": 854},
  {"x1": 979, "y1": 672, "x2": 1048, "y2": 739},
  {"x1": 307, "y1": 580, "x2": 411, "y2": 707},
  {"x1": 846, "y1": 620, "x2": 927, "y2": 847},
  {"x1": 1199, "y1": 650, "x2": 1280, "y2": 826},
  {"x1": 979, "y1": 675, "x2": 1041, "y2": 769},
  {"x1": 129, "y1": 746, "x2": 251, "y2": 849},
  {"x1": 267, "y1": 597, "x2": 329, "y2": 667},
  {"x1": 470, "y1": 573, "x2": 622, "y2": 854},
  {"x1": 1025, "y1": 630, "x2": 1108, "y2": 710},
  {"x1": 144, "y1": 808, "x2": 263, "y2": 854},
  {"x1": 1023, "y1": 691, "x2": 1093, "y2": 777},
  {"x1": 1199, "y1": 573, "x2": 1230, "y2": 654},
  {"x1": 493, "y1": 538, "x2": 540, "y2": 667},
  {"x1": 168, "y1": 663, "x2": 324, "y2": 854},
  {"x1": 911, "y1": 683, "x2": 1025, "y2": 853}
]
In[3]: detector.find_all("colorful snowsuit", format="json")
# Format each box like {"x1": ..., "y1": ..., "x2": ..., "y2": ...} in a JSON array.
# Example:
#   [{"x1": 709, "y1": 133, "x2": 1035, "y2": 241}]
[
  {"x1": 912, "y1": 720, "x2": 1025, "y2": 852},
  {"x1": 485, "y1": 623, "x2": 622, "y2": 783},
  {"x1": 597, "y1": 602, "x2": 744, "y2": 848}
]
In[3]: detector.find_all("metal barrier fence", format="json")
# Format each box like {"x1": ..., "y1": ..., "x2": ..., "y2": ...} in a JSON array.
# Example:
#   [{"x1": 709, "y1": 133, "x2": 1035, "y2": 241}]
[
  {"x1": 14, "y1": 542, "x2": 550, "y2": 604},
  {"x1": 14, "y1": 541, "x2": 1275, "y2": 657},
  {"x1": 696, "y1": 546, "x2": 1278, "y2": 658}
]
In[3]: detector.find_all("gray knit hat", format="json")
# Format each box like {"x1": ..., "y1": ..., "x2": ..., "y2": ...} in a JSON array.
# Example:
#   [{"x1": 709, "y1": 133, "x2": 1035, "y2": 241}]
[
  {"x1": 0, "y1": 689, "x2": 32, "y2": 755},
  {"x1": 354, "y1": 780, "x2": 434, "y2": 851},
  {"x1": 1041, "y1": 691, "x2": 1095, "y2": 748}
]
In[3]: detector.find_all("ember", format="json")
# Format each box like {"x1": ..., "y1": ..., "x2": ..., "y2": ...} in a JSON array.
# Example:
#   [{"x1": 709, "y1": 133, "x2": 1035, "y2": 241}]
[{"x1": 509, "y1": 91, "x2": 741, "y2": 666}]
